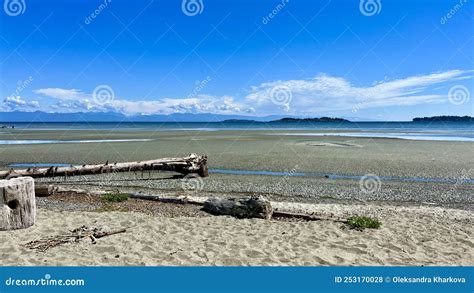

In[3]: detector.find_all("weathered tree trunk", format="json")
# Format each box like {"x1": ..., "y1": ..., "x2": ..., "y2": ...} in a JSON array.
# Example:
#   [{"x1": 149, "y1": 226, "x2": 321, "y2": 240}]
[
  {"x1": 0, "y1": 177, "x2": 36, "y2": 231},
  {"x1": 0, "y1": 154, "x2": 208, "y2": 179},
  {"x1": 203, "y1": 196, "x2": 273, "y2": 219}
]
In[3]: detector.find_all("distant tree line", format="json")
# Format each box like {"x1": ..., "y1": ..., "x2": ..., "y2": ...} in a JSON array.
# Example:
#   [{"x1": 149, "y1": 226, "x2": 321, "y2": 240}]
[{"x1": 412, "y1": 116, "x2": 473, "y2": 122}]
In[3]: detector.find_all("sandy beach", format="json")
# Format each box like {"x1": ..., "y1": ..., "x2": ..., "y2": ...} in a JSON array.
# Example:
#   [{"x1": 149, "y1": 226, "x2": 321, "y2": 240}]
[
  {"x1": 0, "y1": 129, "x2": 473, "y2": 266},
  {"x1": 1, "y1": 202, "x2": 472, "y2": 266}
]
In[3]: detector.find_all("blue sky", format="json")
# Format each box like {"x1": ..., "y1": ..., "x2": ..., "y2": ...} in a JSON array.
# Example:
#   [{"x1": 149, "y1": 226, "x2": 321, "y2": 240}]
[{"x1": 0, "y1": 0, "x2": 473, "y2": 120}]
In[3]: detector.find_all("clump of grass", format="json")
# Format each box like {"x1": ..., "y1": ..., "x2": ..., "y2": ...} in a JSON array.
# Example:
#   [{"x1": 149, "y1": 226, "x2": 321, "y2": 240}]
[
  {"x1": 347, "y1": 216, "x2": 381, "y2": 230},
  {"x1": 102, "y1": 193, "x2": 129, "y2": 203}
]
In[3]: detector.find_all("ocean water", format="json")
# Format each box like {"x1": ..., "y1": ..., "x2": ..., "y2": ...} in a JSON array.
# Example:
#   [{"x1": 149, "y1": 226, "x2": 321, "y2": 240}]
[
  {"x1": 1, "y1": 121, "x2": 473, "y2": 142},
  {"x1": 268, "y1": 132, "x2": 474, "y2": 142},
  {"x1": 0, "y1": 139, "x2": 154, "y2": 145},
  {"x1": 3, "y1": 121, "x2": 473, "y2": 130}
]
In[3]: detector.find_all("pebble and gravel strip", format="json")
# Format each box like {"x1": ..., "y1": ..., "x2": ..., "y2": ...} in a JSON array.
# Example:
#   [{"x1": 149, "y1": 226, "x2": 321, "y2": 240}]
[
  {"x1": 36, "y1": 191, "x2": 210, "y2": 218},
  {"x1": 35, "y1": 171, "x2": 474, "y2": 211}
]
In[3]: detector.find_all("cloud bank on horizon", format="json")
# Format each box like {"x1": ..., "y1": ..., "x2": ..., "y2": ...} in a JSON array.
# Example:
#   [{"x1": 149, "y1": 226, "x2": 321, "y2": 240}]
[{"x1": 2, "y1": 69, "x2": 472, "y2": 117}]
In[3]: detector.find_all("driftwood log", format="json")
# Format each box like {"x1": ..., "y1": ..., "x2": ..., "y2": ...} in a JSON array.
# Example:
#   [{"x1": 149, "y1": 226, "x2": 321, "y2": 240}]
[
  {"x1": 36, "y1": 186, "x2": 109, "y2": 197},
  {"x1": 131, "y1": 193, "x2": 189, "y2": 204},
  {"x1": 28, "y1": 183, "x2": 349, "y2": 224},
  {"x1": 203, "y1": 196, "x2": 273, "y2": 219},
  {"x1": 0, "y1": 177, "x2": 36, "y2": 230},
  {"x1": 0, "y1": 154, "x2": 208, "y2": 179},
  {"x1": 272, "y1": 211, "x2": 347, "y2": 223},
  {"x1": 35, "y1": 185, "x2": 59, "y2": 197}
]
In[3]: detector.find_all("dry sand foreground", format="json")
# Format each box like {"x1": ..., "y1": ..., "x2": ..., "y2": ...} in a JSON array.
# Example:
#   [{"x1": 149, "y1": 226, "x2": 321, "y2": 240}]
[{"x1": 1, "y1": 203, "x2": 473, "y2": 266}]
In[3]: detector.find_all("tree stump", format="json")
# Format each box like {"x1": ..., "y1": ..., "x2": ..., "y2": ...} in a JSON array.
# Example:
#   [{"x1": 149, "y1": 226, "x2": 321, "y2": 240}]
[
  {"x1": 203, "y1": 196, "x2": 273, "y2": 219},
  {"x1": 0, "y1": 177, "x2": 36, "y2": 231}
]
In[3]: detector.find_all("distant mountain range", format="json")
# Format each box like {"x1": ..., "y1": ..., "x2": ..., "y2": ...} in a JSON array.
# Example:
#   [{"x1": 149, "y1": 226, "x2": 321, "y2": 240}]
[
  {"x1": 0, "y1": 111, "x2": 286, "y2": 123},
  {"x1": 0, "y1": 111, "x2": 472, "y2": 123}
]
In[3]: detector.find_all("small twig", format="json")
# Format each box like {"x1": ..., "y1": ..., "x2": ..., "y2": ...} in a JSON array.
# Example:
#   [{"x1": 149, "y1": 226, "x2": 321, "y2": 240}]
[
  {"x1": 94, "y1": 229, "x2": 127, "y2": 239},
  {"x1": 89, "y1": 235, "x2": 97, "y2": 244}
]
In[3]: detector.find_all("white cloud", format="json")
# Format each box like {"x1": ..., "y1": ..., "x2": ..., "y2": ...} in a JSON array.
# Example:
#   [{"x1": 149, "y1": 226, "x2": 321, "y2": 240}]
[
  {"x1": 33, "y1": 88, "x2": 252, "y2": 115},
  {"x1": 245, "y1": 69, "x2": 472, "y2": 114},
  {"x1": 3, "y1": 96, "x2": 40, "y2": 111},
  {"x1": 25, "y1": 69, "x2": 473, "y2": 116},
  {"x1": 33, "y1": 88, "x2": 85, "y2": 100},
  {"x1": 50, "y1": 99, "x2": 96, "y2": 112},
  {"x1": 109, "y1": 95, "x2": 252, "y2": 115}
]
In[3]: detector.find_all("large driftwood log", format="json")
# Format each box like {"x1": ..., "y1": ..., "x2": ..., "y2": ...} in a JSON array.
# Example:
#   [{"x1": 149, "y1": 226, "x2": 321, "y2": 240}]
[
  {"x1": 0, "y1": 177, "x2": 36, "y2": 231},
  {"x1": 0, "y1": 154, "x2": 208, "y2": 179},
  {"x1": 203, "y1": 196, "x2": 273, "y2": 219},
  {"x1": 30, "y1": 184, "x2": 349, "y2": 223}
]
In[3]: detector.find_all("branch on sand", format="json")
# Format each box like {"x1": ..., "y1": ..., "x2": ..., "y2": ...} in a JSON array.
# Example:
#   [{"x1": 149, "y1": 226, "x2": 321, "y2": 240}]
[{"x1": 24, "y1": 225, "x2": 127, "y2": 252}]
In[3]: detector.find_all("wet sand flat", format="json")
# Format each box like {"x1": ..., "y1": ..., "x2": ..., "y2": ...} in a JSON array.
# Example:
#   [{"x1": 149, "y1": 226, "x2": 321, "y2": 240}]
[{"x1": 1, "y1": 129, "x2": 473, "y2": 181}]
